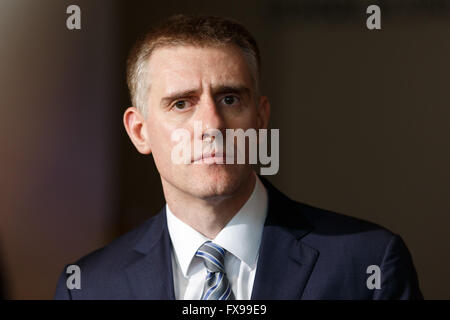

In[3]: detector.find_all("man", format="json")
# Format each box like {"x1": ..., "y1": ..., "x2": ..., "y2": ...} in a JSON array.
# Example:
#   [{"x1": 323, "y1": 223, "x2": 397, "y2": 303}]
[{"x1": 54, "y1": 14, "x2": 422, "y2": 300}]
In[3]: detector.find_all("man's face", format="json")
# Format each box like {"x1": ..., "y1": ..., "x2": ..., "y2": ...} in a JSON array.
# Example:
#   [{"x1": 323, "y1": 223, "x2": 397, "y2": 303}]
[{"x1": 128, "y1": 44, "x2": 269, "y2": 200}]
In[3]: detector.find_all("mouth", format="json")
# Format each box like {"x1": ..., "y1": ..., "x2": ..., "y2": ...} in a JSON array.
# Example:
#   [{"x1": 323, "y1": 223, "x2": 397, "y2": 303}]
[{"x1": 192, "y1": 151, "x2": 231, "y2": 164}]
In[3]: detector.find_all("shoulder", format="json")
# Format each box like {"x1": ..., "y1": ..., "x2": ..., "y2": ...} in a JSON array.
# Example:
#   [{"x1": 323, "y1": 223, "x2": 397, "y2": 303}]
[
  {"x1": 262, "y1": 176, "x2": 395, "y2": 248},
  {"x1": 54, "y1": 209, "x2": 166, "y2": 299},
  {"x1": 298, "y1": 201, "x2": 397, "y2": 263},
  {"x1": 263, "y1": 177, "x2": 398, "y2": 262},
  {"x1": 295, "y1": 201, "x2": 421, "y2": 299},
  {"x1": 299, "y1": 200, "x2": 394, "y2": 243},
  {"x1": 67, "y1": 211, "x2": 163, "y2": 280}
]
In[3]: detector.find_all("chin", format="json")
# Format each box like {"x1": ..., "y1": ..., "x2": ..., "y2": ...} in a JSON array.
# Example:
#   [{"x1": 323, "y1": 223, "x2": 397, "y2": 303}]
[{"x1": 185, "y1": 164, "x2": 252, "y2": 199}]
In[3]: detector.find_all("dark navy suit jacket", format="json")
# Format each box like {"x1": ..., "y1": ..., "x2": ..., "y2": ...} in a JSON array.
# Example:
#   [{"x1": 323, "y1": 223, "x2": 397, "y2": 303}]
[{"x1": 54, "y1": 177, "x2": 423, "y2": 299}]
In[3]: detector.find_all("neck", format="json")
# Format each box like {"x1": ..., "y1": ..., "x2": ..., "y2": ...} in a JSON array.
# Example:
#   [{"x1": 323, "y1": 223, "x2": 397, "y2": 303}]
[{"x1": 162, "y1": 173, "x2": 257, "y2": 239}]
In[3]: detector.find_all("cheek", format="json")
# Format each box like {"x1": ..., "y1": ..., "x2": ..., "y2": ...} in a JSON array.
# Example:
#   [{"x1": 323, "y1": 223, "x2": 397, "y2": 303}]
[
  {"x1": 147, "y1": 116, "x2": 194, "y2": 161},
  {"x1": 146, "y1": 118, "x2": 172, "y2": 154},
  {"x1": 229, "y1": 108, "x2": 258, "y2": 129}
]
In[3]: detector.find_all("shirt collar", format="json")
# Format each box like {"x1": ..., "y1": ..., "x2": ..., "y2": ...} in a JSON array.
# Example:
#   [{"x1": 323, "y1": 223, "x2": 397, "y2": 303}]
[{"x1": 166, "y1": 174, "x2": 268, "y2": 277}]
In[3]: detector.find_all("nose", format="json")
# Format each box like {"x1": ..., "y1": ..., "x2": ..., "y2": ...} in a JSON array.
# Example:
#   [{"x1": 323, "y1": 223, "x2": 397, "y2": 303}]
[{"x1": 194, "y1": 95, "x2": 225, "y2": 140}]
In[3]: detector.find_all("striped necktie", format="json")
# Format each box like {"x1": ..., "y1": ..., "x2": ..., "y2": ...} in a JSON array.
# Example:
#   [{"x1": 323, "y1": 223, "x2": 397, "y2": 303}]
[{"x1": 195, "y1": 241, "x2": 235, "y2": 300}]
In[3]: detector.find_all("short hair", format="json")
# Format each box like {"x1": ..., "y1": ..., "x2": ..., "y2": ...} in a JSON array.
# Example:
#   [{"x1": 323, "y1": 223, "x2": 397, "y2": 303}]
[{"x1": 126, "y1": 14, "x2": 261, "y2": 116}]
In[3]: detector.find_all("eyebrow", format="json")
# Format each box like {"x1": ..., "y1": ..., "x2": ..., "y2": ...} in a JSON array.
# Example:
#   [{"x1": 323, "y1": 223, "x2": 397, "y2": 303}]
[
  {"x1": 214, "y1": 85, "x2": 250, "y2": 97},
  {"x1": 160, "y1": 89, "x2": 199, "y2": 107},
  {"x1": 160, "y1": 85, "x2": 251, "y2": 107}
]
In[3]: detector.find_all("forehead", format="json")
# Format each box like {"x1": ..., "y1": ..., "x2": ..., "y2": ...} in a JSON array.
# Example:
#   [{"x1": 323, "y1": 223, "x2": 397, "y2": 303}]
[{"x1": 146, "y1": 44, "x2": 253, "y2": 94}]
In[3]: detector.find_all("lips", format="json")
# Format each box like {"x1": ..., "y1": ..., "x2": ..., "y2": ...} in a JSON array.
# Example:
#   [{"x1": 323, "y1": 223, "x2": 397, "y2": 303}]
[{"x1": 192, "y1": 151, "x2": 229, "y2": 164}]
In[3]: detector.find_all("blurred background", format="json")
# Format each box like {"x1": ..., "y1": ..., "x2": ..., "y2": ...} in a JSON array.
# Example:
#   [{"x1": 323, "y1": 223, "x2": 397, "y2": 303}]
[{"x1": 0, "y1": 0, "x2": 449, "y2": 299}]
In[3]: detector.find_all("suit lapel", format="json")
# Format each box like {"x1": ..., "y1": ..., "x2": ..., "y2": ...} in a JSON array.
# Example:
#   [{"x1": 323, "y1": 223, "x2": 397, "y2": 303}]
[
  {"x1": 250, "y1": 225, "x2": 319, "y2": 299},
  {"x1": 251, "y1": 177, "x2": 319, "y2": 299},
  {"x1": 125, "y1": 207, "x2": 176, "y2": 300}
]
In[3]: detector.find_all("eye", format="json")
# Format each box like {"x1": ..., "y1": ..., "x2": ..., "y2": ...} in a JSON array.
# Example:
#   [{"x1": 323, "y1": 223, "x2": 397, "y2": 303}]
[
  {"x1": 221, "y1": 95, "x2": 240, "y2": 106},
  {"x1": 173, "y1": 100, "x2": 190, "y2": 110}
]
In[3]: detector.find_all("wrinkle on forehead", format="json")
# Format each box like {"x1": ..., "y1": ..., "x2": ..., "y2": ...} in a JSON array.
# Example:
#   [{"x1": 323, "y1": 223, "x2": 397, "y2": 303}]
[{"x1": 146, "y1": 45, "x2": 254, "y2": 98}]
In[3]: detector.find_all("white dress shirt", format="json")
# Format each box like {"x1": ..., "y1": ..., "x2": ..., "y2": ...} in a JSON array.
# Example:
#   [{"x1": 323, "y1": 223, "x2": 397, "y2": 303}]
[{"x1": 166, "y1": 175, "x2": 268, "y2": 300}]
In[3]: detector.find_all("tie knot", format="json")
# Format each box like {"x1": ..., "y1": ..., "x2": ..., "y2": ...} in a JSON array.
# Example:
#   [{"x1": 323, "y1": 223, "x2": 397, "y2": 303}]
[{"x1": 195, "y1": 241, "x2": 226, "y2": 273}]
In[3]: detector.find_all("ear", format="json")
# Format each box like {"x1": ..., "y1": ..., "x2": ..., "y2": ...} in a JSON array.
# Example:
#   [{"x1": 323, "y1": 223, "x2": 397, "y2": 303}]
[
  {"x1": 123, "y1": 107, "x2": 152, "y2": 154},
  {"x1": 256, "y1": 95, "x2": 271, "y2": 130}
]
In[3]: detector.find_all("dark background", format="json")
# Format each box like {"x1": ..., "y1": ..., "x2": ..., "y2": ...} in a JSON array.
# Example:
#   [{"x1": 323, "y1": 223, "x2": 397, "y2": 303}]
[{"x1": 1, "y1": 0, "x2": 449, "y2": 299}]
